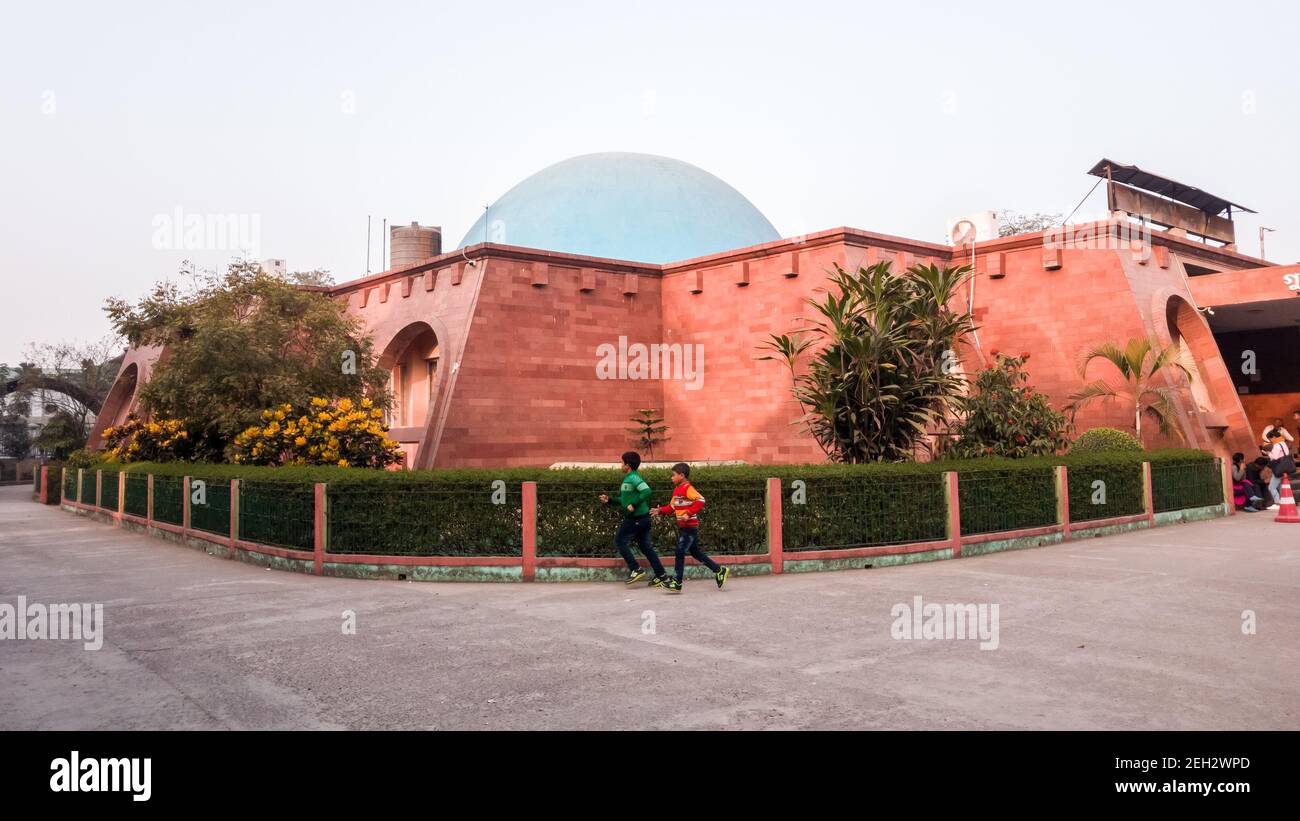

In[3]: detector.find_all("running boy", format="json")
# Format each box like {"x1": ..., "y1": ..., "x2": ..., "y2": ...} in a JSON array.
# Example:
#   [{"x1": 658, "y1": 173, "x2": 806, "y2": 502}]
[
  {"x1": 599, "y1": 451, "x2": 669, "y2": 587},
  {"x1": 653, "y1": 462, "x2": 729, "y2": 593}
]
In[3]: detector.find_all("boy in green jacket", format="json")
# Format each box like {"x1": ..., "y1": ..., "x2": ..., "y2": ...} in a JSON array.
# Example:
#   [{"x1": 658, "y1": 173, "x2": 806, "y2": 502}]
[{"x1": 598, "y1": 451, "x2": 669, "y2": 586}]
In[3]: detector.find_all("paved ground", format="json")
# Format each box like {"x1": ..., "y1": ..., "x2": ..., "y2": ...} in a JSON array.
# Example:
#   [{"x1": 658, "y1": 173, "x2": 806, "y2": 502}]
[{"x1": 1, "y1": 486, "x2": 1297, "y2": 730}]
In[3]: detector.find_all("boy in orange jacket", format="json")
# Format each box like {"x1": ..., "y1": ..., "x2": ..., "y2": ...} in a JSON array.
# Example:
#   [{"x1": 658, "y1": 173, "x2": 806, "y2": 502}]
[{"x1": 653, "y1": 462, "x2": 729, "y2": 593}]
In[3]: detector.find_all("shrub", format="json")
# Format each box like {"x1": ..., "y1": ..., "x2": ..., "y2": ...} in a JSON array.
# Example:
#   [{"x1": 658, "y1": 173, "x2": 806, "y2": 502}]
[
  {"x1": 101, "y1": 414, "x2": 192, "y2": 462},
  {"x1": 102, "y1": 448, "x2": 1219, "y2": 556},
  {"x1": 1070, "y1": 427, "x2": 1144, "y2": 454},
  {"x1": 949, "y1": 352, "x2": 1069, "y2": 459},
  {"x1": 761, "y1": 261, "x2": 975, "y2": 462},
  {"x1": 64, "y1": 447, "x2": 103, "y2": 470},
  {"x1": 229, "y1": 397, "x2": 403, "y2": 469}
]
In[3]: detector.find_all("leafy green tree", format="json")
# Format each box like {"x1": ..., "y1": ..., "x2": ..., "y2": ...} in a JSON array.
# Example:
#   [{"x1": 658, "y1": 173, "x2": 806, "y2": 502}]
[
  {"x1": 0, "y1": 406, "x2": 32, "y2": 458},
  {"x1": 11, "y1": 337, "x2": 123, "y2": 431},
  {"x1": 104, "y1": 260, "x2": 390, "y2": 455},
  {"x1": 627, "y1": 408, "x2": 670, "y2": 461},
  {"x1": 761, "y1": 261, "x2": 975, "y2": 463},
  {"x1": 1066, "y1": 337, "x2": 1192, "y2": 441},
  {"x1": 31, "y1": 410, "x2": 87, "y2": 458},
  {"x1": 948, "y1": 352, "x2": 1069, "y2": 458}
]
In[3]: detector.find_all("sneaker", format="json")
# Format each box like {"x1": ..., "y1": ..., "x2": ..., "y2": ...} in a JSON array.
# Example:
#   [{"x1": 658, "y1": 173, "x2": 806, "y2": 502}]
[
  {"x1": 715, "y1": 566, "x2": 730, "y2": 589},
  {"x1": 625, "y1": 569, "x2": 646, "y2": 586},
  {"x1": 1250, "y1": 496, "x2": 1263, "y2": 503},
  {"x1": 663, "y1": 578, "x2": 683, "y2": 593},
  {"x1": 648, "y1": 574, "x2": 670, "y2": 588}
]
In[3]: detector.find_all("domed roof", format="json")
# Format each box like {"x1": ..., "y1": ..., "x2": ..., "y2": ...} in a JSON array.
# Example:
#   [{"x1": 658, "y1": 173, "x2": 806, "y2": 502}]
[{"x1": 456, "y1": 152, "x2": 779, "y2": 264}]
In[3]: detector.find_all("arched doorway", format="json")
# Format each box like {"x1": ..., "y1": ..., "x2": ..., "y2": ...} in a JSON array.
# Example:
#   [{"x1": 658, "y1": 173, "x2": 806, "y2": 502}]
[
  {"x1": 377, "y1": 323, "x2": 440, "y2": 431},
  {"x1": 99, "y1": 363, "x2": 139, "y2": 429},
  {"x1": 1158, "y1": 293, "x2": 1247, "y2": 451}
]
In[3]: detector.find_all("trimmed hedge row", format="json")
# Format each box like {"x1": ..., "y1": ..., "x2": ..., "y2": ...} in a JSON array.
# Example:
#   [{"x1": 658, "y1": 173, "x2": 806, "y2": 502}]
[{"x1": 58, "y1": 449, "x2": 1222, "y2": 556}]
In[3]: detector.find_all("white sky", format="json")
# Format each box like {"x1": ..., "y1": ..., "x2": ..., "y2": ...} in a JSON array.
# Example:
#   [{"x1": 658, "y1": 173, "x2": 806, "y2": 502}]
[{"x1": 3, "y1": 0, "x2": 1297, "y2": 364}]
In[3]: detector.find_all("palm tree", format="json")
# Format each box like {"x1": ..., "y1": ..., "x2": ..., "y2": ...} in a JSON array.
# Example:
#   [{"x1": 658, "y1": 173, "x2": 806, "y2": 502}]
[
  {"x1": 760, "y1": 261, "x2": 975, "y2": 463},
  {"x1": 1066, "y1": 337, "x2": 1193, "y2": 441}
]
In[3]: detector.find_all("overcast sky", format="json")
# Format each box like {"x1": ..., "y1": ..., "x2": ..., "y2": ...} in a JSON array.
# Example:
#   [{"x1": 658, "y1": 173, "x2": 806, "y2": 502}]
[{"x1": 3, "y1": 0, "x2": 1297, "y2": 364}]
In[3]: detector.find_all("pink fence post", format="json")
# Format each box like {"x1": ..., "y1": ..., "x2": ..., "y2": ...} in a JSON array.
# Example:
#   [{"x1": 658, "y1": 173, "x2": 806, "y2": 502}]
[
  {"x1": 313, "y1": 483, "x2": 326, "y2": 576},
  {"x1": 1219, "y1": 457, "x2": 1234, "y2": 516},
  {"x1": 182, "y1": 475, "x2": 192, "y2": 534},
  {"x1": 117, "y1": 471, "x2": 126, "y2": 525},
  {"x1": 96, "y1": 469, "x2": 103, "y2": 509},
  {"x1": 944, "y1": 471, "x2": 962, "y2": 557},
  {"x1": 39, "y1": 466, "x2": 48, "y2": 505},
  {"x1": 521, "y1": 481, "x2": 537, "y2": 582},
  {"x1": 147, "y1": 474, "x2": 154, "y2": 524},
  {"x1": 1142, "y1": 462, "x2": 1154, "y2": 526},
  {"x1": 766, "y1": 477, "x2": 783, "y2": 574},
  {"x1": 229, "y1": 478, "x2": 240, "y2": 548},
  {"x1": 1056, "y1": 465, "x2": 1071, "y2": 541}
]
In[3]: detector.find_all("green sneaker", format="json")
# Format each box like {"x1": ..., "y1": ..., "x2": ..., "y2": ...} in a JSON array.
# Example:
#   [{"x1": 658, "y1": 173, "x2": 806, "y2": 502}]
[
  {"x1": 715, "y1": 566, "x2": 730, "y2": 589},
  {"x1": 625, "y1": 569, "x2": 647, "y2": 586},
  {"x1": 648, "y1": 574, "x2": 670, "y2": 588},
  {"x1": 663, "y1": 578, "x2": 683, "y2": 593}
]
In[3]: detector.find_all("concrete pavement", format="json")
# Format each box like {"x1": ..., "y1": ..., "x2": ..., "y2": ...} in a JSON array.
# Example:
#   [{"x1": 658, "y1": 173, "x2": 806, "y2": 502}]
[{"x1": 1, "y1": 486, "x2": 1297, "y2": 729}]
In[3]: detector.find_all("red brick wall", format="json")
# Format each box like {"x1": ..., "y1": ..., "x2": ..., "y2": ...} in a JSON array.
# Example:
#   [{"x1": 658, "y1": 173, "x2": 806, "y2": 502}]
[{"x1": 434, "y1": 257, "x2": 665, "y2": 467}]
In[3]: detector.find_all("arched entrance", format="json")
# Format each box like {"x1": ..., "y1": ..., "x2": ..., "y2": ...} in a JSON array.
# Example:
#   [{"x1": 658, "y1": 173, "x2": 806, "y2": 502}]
[
  {"x1": 377, "y1": 323, "x2": 441, "y2": 465},
  {"x1": 1156, "y1": 293, "x2": 1249, "y2": 452},
  {"x1": 99, "y1": 363, "x2": 139, "y2": 429}
]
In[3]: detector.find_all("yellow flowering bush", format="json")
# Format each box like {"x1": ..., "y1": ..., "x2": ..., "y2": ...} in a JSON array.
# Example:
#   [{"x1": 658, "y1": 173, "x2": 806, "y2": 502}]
[
  {"x1": 101, "y1": 413, "x2": 191, "y2": 462},
  {"x1": 230, "y1": 397, "x2": 403, "y2": 468}
]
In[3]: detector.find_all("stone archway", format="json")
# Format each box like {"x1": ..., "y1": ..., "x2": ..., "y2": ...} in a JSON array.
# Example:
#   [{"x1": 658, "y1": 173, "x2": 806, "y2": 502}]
[
  {"x1": 86, "y1": 363, "x2": 139, "y2": 451},
  {"x1": 375, "y1": 323, "x2": 442, "y2": 465},
  {"x1": 99, "y1": 363, "x2": 139, "y2": 428},
  {"x1": 1152, "y1": 291, "x2": 1253, "y2": 453}
]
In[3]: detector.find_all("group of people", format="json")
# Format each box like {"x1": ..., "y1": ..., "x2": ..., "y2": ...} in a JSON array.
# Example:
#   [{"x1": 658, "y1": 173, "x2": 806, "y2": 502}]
[
  {"x1": 598, "y1": 451, "x2": 730, "y2": 593},
  {"x1": 1231, "y1": 411, "x2": 1299, "y2": 513}
]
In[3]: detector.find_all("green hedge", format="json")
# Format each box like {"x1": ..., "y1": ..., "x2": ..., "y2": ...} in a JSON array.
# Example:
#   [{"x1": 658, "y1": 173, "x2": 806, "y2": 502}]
[
  {"x1": 240, "y1": 480, "x2": 313, "y2": 551},
  {"x1": 123, "y1": 473, "x2": 149, "y2": 517},
  {"x1": 189, "y1": 478, "x2": 230, "y2": 537},
  {"x1": 69, "y1": 449, "x2": 1221, "y2": 556},
  {"x1": 783, "y1": 474, "x2": 946, "y2": 550},
  {"x1": 536, "y1": 481, "x2": 767, "y2": 557},
  {"x1": 1066, "y1": 456, "x2": 1145, "y2": 523},
  {"x1": 98, "y1": 468, "x2": 119, "y2": 511},
  {"x1": 62, "y1": 468, "x2": 77, "y2": 502},
  {"x1": 1151, "y1": 458, "x2": 1222, "y2": 513},
  {"x1": 329, "y1": 482, "x2": 522, "y2": 556},
  {"x1": 152, "y1": 475, "x2": 184, "y2": 526}
]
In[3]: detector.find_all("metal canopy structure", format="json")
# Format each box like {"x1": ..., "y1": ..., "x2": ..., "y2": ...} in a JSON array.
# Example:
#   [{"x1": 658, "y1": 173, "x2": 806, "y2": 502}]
[{"x1": 1088, "y1": 158, "x2": 1255, "y2": 216}]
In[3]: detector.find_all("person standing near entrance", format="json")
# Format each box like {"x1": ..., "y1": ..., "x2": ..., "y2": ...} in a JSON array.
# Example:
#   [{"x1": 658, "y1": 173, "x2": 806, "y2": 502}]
[
  {"x1": 1265, "y1": 429, "x2": 1296, "y2": 503},
  {"x1": 1261, "y1": 418, "x2": 1294, "y2": 448}
]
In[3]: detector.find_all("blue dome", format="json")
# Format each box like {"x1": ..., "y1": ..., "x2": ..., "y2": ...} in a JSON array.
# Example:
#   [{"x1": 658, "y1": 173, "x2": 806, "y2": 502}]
[{"x1": 457, "y1": 153, "x2": 779, "y2": 264}]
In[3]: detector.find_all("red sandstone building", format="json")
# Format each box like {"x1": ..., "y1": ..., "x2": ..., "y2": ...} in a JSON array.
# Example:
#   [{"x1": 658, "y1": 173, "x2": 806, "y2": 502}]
[{"x1": 92, "y1": 154, "x2": 1300, "y2": 467}]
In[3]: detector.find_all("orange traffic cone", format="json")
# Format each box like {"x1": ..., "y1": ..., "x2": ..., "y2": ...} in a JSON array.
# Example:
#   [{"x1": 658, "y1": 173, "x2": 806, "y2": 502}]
[{"x1": 1275, "y1": 478, "x2": 1300, "y2": 523}]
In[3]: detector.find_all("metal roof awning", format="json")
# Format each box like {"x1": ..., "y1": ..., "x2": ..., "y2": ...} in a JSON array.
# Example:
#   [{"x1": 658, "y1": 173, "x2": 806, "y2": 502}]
[{"x1": 1088, "y1": 158, "x2": 1255, "y2": 216}]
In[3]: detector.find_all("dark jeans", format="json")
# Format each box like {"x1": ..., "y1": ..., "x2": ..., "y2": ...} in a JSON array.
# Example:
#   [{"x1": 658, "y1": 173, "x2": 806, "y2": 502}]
[
  {"x1": 673, "y1": 527, "x2": 720, "y2": 582},
  {"x1": 615, "y1": 515, "x2": 665, "y2": 577}
]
